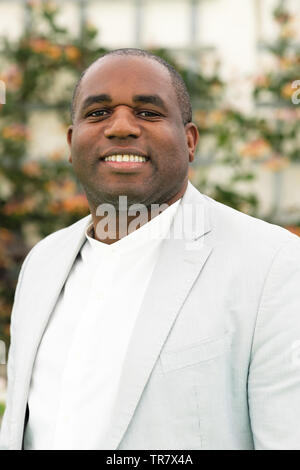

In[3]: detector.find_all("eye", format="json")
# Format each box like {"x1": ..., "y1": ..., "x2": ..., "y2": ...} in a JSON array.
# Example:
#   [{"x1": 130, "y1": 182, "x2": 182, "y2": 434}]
[
  {"x1": 87, "y1": 109, "x2": 110, "y2": 118},
  {"x1": 138, "y1": 111, "x2": 161, "y2": 118}
]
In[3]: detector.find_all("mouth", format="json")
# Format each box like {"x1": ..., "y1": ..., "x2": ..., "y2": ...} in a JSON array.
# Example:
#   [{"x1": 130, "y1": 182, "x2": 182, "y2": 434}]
[
  {"x1": 100, "y1": 154, "x2": 150, "y2": 163},
  {"x1": 100, "y1": 149, "x2": 150, "y2": 161},
  {"x1": 99, "y1": 152, "x2": 151, "y2": 172}
]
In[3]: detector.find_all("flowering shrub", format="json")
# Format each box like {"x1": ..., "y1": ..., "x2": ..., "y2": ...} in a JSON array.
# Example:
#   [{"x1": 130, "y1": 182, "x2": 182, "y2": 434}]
[
  {"x1": 0, "y1": 0, "x2": 299, "y2": 345},
  {"x1": 253, "y1": 2, "x2": 300, "y2": 165}
]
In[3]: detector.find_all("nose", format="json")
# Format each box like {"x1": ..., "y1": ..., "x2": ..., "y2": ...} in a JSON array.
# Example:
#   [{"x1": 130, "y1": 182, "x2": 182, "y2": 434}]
[{"x1": 103, "y1": 107, "x2": 141, "y2": 139}]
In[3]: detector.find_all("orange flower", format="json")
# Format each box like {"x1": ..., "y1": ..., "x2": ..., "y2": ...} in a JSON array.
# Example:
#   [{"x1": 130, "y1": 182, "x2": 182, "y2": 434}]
[
  {"x1": 3, "y1": 197, "x2": 37, "y2": 215},
  {"x1": 28, "y1": 38, "x2": 50, "y2": 53},
  {"x1": 28, "y1": 38, "x2": 62, "y2": 59},
  {"x1": 263, "y1": 155, "x2": 289, "y2": 172},
  {"x1": 61, "y1": 180, "x2": 77, "y2": 195},
  {"x1": 240, "y1": 139, "x2": 271, "y2": 159},
  {"x1": 2, "y1": 123, "x2": 29, "y2": 141},
  {"x1": 46, "y1": 44, "x2": 62, "y2": 60},
  {"x1": 50, "y1": 149, "x2": 65, "y2": 161},
  {"x1": 281, "y1": 82, "x2": 295, "y2": 99},
  {"x1": 64, "y1": 46, "x2": 81, "y2": 62},
  {"x1": 62, "y1": 194, "x2": 89, "y2": 213},
  {"x1": 22, "y1": 161, "x2": 42, "y2": 177},
  {"x1": 45, "y1": 179, "x2": 77, "y2": 197},
  {"x1": 278, "y1": 57, "x2": 294, "y2": 70},
  {"x1": 48, "y1": 194, "x2": 89, "y2": 215},
  {"x1": 208, "y1": 110, "x2": 225, "y2": 125}
]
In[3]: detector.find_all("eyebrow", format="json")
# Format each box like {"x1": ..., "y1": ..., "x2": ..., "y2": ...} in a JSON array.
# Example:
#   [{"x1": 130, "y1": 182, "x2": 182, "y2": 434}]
[
  {"x1": 133, "y1": 94, "x2": 167, "y2": 111},
  {"x1": 80, "y1": 93, "x2": 167, "y2": 113},
  {"x1": 81, "y1": 94, "x2": 111, "y2": 112}
]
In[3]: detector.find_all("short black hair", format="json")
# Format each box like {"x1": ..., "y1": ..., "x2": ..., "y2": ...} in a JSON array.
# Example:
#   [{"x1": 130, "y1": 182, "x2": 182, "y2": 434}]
[{"x1": 70, "y1": 48, "x2": 192, "y2": 125}]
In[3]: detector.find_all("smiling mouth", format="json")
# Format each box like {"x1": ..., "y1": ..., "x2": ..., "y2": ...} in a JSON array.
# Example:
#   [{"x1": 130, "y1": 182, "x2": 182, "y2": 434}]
[
  {"x1": 100, "y1": 154, "x2": 150, "y2": 163},
  {"x1": 98, "y1": 153, "x2": 151, "y2": 172}
]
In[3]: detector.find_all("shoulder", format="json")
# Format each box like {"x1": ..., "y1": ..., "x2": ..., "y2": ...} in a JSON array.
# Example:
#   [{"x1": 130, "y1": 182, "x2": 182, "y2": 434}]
[
  {"x1": 183, "y1": 182, "x2": 300, "y2": 277},
  {"x1": 21, "y1": 214, "x2": 92, "y2": 268},
  {"x1": 202, "y1": 193, "x2": 299, "y2": 254}
]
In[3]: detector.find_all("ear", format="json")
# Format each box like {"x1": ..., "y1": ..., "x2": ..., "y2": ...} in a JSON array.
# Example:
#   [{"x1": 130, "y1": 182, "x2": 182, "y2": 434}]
[
  {"x1": 67, "y1": 125, "x2": 73, "y2": 163},
  {"x1": 185, "y1": 123, "x2": 199, "y2": 163}
]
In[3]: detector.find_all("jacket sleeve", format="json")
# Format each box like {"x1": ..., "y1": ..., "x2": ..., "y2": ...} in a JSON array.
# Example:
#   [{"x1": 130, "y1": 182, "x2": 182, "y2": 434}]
[
  {"x1": 0, "y1": 249, "x2": 33, "y2": 450},
  {"x1": 248, "y1": 237, "x2": 300, "y2": 449}
]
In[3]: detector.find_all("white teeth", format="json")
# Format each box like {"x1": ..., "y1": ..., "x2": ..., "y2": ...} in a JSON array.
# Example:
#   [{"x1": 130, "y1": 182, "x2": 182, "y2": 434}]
[{"x1": 103, "y1": 154, "x2": 147, "y2": 162}]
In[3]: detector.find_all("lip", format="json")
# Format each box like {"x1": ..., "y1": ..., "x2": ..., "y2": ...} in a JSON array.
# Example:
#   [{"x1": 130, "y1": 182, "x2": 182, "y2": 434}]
[
  {"x1": 99, "y1": 148, "x2": 150, "y2": 160},
  {"x1": 99, "y1": 159, "x2": 150, "y2": 172}
]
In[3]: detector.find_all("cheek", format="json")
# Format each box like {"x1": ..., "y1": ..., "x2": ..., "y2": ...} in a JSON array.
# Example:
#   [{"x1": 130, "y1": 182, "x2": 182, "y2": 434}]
[
  {"x1": 156, "y1": 131, "x2": 189, "y2": 166},
  {"x1": 72, "y1": 125, "x2": 96, "y2": 153},
  {"x1": 70, "y1": 133, "x2": 94, "y2": 171},
  {"x1": 71, "y1": 136, "x2": 98, "y2": 171},
  {"x1": 156, "y1": 124, "x2": 187, "y2": 151}
]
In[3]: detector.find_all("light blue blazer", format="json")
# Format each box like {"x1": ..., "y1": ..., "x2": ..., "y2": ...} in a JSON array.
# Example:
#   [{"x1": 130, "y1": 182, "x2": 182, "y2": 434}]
[{"x1": 1, "y1": 181, "x2": 300, "y2": 450}]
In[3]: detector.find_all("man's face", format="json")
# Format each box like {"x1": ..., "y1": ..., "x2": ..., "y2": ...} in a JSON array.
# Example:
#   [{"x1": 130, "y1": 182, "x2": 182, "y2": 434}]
[{"x1": 67, "y1": 55, "x2": 198, "y2": 208}]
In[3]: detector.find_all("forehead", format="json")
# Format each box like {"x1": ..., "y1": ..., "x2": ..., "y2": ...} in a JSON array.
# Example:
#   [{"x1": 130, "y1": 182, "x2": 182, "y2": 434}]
[{"x1": 78, "y1": 55, "x2": 176, "y2": 106}]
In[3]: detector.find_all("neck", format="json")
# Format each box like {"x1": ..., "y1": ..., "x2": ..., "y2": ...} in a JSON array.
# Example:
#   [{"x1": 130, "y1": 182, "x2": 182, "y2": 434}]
[
  {"x1": 90, "y1": 183, "x2": 187, "y2": 244},
  {"x1": 90, "y1": 210, "x2": 151, "y2": 244}
]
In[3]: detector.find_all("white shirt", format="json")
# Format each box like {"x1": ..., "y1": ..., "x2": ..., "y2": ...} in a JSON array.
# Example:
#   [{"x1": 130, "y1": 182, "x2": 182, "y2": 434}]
[{"x1": 23, "y1": 199, "x2": 181, "y2": 450}]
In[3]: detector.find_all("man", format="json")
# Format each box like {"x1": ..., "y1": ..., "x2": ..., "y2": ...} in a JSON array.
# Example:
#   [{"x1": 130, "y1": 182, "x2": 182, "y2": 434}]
[{"x1": 1, "y1": 48, "x2": 300, "y2": 450}]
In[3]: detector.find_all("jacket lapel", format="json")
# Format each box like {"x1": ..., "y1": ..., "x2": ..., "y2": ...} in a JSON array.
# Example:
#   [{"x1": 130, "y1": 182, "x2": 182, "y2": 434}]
[{"x1": 103, "y1": 183, "x2": 214, "y2": 449}]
